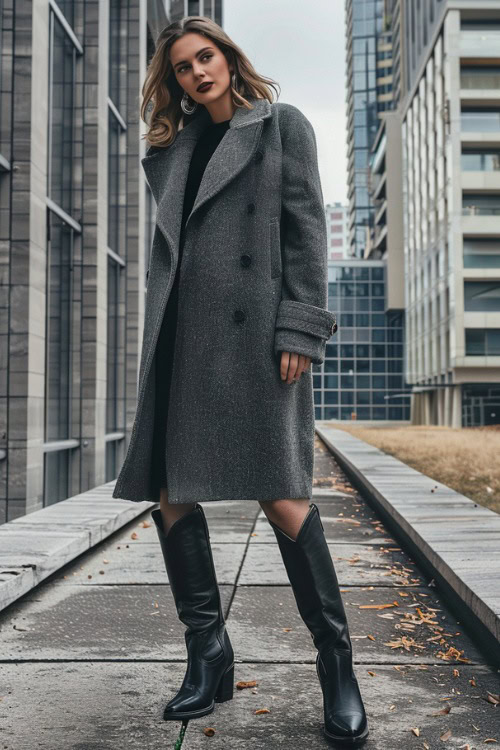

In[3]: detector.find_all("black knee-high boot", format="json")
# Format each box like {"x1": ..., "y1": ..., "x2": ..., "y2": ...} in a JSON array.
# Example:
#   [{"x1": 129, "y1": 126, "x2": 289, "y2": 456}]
[
  {"x1": 151, "y1": 504, "x2": 235, "y2": 721},
  {"x1": 268, "y1": 503, "x2": 369, "y2": 746}
]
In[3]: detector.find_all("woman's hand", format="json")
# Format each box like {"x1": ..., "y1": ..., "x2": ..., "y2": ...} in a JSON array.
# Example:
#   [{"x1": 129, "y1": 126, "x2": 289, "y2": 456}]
[{"x1": 280, "y1": 352, "x2": 311, "y2": 384}]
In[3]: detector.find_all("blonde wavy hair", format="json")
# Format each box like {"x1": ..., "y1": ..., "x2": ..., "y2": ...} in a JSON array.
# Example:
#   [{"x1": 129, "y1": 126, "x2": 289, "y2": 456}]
[{"x1": 141, "y1": 16, "x2": 280, "y2": 149}]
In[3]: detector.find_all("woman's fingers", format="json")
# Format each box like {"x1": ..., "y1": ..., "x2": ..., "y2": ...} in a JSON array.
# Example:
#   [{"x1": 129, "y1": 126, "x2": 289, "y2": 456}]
[{"x1": 280, "y1": 352, "x2": 311, "y2": 384}]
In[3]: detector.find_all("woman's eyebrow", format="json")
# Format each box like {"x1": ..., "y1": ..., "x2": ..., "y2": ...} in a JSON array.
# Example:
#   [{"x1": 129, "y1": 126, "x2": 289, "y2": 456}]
[{"x1": 173, "y1": 46, "x2": 214, "y2": 70}]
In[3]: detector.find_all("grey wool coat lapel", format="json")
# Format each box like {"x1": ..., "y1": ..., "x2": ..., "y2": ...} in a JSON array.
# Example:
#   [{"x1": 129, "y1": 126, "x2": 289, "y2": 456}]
[
  {"x1": 142, "y1": 98, "x2": 272, "y2": 272},
  {"x1": 112, "y1": 96, "x2": 337, "y2": 505}
]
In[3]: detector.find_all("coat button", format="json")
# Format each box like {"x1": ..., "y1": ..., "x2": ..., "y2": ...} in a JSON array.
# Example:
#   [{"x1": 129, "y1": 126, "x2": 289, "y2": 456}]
[
  {"x1": 233, "y1": 309, "x2": 246, "y2": 323},
  {"x1": 240, "y1": 254, "x2": 252, "y2": 267},
  {"x1": 247, "y1": 202, "x2": 255, "y2": 214},
  {"x1": 254, "y1": 150, "x2": 264, "y2": 163}
]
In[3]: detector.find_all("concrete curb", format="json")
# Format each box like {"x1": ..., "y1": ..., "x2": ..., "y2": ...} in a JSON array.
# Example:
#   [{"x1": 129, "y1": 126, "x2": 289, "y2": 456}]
[
  {"x1": 315, "y1": 423, "x2": 500, "y2": 667},
  {"x1": 0, "y1": 483, "x2": 151, "y2": 612}
]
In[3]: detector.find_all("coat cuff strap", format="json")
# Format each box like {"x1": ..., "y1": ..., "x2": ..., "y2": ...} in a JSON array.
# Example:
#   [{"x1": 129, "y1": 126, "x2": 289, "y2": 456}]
[{"x1": 275, "y1": 299, "x2": 337, "y2": 340}]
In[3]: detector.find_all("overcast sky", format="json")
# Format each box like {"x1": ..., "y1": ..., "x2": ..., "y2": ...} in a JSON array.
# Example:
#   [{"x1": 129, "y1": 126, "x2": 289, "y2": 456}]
[{"x1": 224, "y1": 0, "x2": 348, "y2": 206}]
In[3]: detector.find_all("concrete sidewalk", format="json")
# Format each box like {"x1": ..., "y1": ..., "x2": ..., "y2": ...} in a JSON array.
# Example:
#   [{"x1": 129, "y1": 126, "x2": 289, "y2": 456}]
[{"x1": 0, "y1": 435, "x2": 499, "y2": 749}]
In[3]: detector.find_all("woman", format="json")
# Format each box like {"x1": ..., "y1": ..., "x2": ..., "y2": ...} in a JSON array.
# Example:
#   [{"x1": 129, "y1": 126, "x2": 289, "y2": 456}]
[{"x1": 112, "y1": 15, "x2": 368, "y2": 747}]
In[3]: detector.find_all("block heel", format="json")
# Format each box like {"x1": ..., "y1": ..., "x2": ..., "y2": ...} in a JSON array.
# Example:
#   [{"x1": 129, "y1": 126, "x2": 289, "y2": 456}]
[{"x1": 214, "y1": 662, "x2": 234, "y2": 703}]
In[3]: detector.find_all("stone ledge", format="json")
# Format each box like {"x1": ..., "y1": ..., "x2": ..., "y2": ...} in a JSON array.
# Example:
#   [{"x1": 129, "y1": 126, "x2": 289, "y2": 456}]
[
  {"x1": 0, "y1": 482, "x2": 151, "y2": 612},
  {"x1": 315, "y1": 424, "x2": 500, "y2": 666}
]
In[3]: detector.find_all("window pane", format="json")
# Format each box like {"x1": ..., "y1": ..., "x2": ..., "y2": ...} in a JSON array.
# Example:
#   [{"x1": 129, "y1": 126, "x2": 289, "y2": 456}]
[
  {"x1": 49, "y1": 12, "x2": 75, "y2": 214},
  {"x1": 461, "y1": 151, "x2": 500, "y2": 171},
  {"x1": 464, "y1": 282, "x2": 500, "y2": 312},
  {"x1": 45, "y1": 214, "x2": 72, "y2": 442},
  {"x1": 461, "y1": 109, "x2": 500, "y2": 132},
  {"x1": 461, "y1": 66, "x2": 500, "y2": 90},
  {"x1": 108, "y1": 112, "x2": 126, "y2": 253},
  {"x1": 463, "y1": 238, "x2": 500, "y2": 267},
  {"x1": 106, "y1": 258, "x2": 126, "y2": 432},
  {"x1": 44, "y1": 450, "x2": 70, "y2": 506}
]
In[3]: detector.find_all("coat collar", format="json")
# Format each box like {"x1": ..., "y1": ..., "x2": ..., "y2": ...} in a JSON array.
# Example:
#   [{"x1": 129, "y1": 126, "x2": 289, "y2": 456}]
[{"x1": 143, "y1": 96, "x2": 272, "y2": 263}]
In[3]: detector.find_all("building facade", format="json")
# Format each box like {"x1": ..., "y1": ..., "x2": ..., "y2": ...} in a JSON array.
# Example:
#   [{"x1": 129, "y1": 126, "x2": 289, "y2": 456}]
[
  {"x1": 0, "y1": 0, "x2": 178, "y2": 523},
  {"x1": 345, "y1": 0, "x2": 395, "y2": 259},
  {"x1": 167, "y1": 0, "x2": 222, "y2": 24},
  {"x1": 314, "y1": 260, "x2": 410, "y2": 421},
  {"x1": 401, "y1": 2, "x2": 500, "y2": 427},
  {"x1": 326, "y1": 203, "x2": 349, "y2": 260}
]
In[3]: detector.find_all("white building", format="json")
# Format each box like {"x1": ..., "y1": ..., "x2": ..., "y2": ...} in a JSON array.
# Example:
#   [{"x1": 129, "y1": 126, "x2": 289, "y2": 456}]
[
  {"x1": 401, "y1": 1, "x2": 500, "y2": 427},
  {"x1": 325, "y1": 203, "x2": 350, "y2": 260}
]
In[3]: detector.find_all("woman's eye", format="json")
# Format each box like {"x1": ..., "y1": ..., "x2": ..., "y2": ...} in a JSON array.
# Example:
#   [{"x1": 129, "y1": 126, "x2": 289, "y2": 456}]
[{"x1": 177, "y1": 55, "x2": 211, "y2": 73}]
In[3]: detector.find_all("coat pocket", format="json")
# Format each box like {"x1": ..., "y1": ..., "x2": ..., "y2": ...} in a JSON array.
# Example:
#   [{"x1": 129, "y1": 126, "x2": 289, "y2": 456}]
[{"x1": 269, "y1": 218, "x2": 282, "y2": 279}]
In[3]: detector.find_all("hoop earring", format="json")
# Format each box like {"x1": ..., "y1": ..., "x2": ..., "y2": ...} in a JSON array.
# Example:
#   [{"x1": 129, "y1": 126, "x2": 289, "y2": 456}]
[
  {"x1": 231, "y1": 72, "x2": 237, "y2": 90},
  {"x1": 181, "y1": 91, "x2": 197, "y2": 115}
]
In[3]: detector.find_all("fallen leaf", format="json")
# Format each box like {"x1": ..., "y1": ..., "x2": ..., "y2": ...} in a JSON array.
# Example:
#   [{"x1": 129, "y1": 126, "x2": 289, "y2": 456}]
[
  {"x1": 484, "y1": 741, "x2": 498, "y2": 744},
  {"x1": 359, "y1": 601, "x2": 399, "y2": 610},
  {"x1": 367, "y1": 634, "x2": 376, "y2": 641},
  {"x1": 140, "y1": 520, "x2": 151, "y2": 528},
  {"x1": 470, "y1": 678, "x2": 477, "y2": 687},
  {"x1": 203, "y1": 727, "x2": 216, "y2": 736},
  {"x1": 255, "y1": 708, "x2": 270, "y2": 715},
  {"x1": 453, "y1": 669, "x2": 460, "y2": 678},
  {"x1": 436, "y1": 647, "x2": 471, "y2": 663},
  {"x1": 432, "y1": 705, "x2": 451, "y2": 716},
  {"x1": 130, "y1": 532, "x2": 139, "y2": 540},
  {"x1": 367, "y1": 671, "x2": 376, "y2": 676},
  {"x1": 411, "y1": 727, "x2": 420, "y2": 736},
  {"x1": 236, "y1": 680, "x2": 258, "y2": 690},
  {"x1": 384, "y1": 636, "x2": 425, "y2": 651},
  {"x1": 440, "y1": 729, "x2": 452, "y2": 741},
  {"x1": 486, "y1": 692, "x2": 500, "y2": 706}
]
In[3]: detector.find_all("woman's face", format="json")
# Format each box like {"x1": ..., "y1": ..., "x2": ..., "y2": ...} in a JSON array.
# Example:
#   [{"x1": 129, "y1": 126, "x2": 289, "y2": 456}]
[{"x1": 170, "y1": 32, "x2": 232, "y2": 106}]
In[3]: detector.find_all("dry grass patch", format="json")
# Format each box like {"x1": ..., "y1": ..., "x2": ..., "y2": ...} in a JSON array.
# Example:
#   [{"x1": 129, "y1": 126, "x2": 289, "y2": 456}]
[{"x1": 326, "y1": 423, "x2": 500, "y2": 515}]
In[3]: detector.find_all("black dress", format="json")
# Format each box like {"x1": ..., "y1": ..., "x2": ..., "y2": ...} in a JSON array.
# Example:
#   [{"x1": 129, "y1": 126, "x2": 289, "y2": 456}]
[{"x1": 152, "y1": 117, "x2": 231, "y2": 491}]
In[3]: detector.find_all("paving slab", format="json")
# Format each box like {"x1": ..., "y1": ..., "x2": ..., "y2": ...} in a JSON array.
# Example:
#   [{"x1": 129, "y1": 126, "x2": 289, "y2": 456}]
[
  {"x1": 1, "y1": 662, "x2": 499, "y2": 750},
  {"x1": 251, "y1": 498, "x2": 394, "y2": 546},
  {"x1": 226, "y1": 585, "x2": 485, "y2": 665},
  {"x1": 0, "y1": 583, "x2": 234, "y2": 660},
  {"x1": 51, "y1": 541, "x2": 246, "y2": 586},
  {"x1": 238, "y1": 542, "x2": 426, "y2": 587}
]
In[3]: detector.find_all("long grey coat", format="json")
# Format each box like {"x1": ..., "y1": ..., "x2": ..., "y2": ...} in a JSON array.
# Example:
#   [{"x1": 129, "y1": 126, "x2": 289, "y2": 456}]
[{"x1": 112, "y1": 96, "x2": 337, "y2": 505}]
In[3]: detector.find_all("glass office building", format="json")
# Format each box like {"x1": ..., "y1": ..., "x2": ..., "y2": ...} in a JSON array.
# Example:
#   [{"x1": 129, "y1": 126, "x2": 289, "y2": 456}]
[
  {"x1": 314, "y1": 261, "x2": 410, "y2": 421},
  {"x1": 345, "y1": 0, "x2": 386, "y2": 258}
]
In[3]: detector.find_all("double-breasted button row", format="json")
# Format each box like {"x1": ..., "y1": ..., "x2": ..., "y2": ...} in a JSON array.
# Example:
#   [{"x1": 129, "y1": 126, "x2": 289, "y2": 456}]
[{"x1": 236, "y1": 154, "x2": 262, "y2": 323}]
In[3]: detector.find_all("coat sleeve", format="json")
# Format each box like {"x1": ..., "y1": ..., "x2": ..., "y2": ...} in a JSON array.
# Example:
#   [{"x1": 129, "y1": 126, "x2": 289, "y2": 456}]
[{"x1": 274, "y1": 103, "x2": 337, "y2": 366}]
